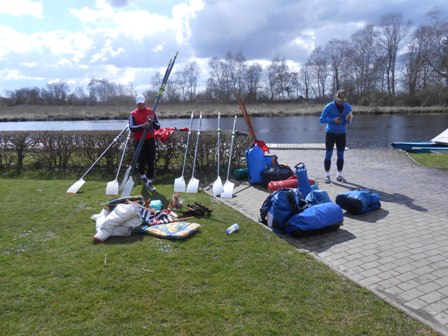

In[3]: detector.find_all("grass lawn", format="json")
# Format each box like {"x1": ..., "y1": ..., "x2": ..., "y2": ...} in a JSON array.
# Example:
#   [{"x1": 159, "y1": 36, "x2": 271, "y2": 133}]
[
  {"x1": 0, "y1": 176, "x2": 439, "y2": 335},
  {"x1": 409, "y1": 152, "x2": 448, "y2": 170}
]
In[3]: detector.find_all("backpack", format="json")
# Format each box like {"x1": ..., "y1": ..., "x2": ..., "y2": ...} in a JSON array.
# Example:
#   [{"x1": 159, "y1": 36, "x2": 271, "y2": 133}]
[
  {"x1": 259, "y1": 188, "x2": 307, "y2": 234},
  {"x1": 335, "y1": 189, "x2": 381, "y2": 214},
  {"x1": 261, "y1": 163, "x2": 295, "y2": 188}
]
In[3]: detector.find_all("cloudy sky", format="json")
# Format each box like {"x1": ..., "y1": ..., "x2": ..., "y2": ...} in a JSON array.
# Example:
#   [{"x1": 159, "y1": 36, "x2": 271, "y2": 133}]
[{"x1": 0, "y1": 0, "x2": 446, "y2": 95}]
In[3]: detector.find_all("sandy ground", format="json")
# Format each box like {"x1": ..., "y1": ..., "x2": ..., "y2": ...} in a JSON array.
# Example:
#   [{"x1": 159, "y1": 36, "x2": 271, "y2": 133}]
[{"x1": 0, "y1": 103, "x2": 447, "y2": 122}]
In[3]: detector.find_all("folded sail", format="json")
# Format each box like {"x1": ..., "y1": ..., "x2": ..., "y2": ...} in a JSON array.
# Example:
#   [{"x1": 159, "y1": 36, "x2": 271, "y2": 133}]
[{"x1": 431, "y1": 128, "x2": 448, "y2": 145}]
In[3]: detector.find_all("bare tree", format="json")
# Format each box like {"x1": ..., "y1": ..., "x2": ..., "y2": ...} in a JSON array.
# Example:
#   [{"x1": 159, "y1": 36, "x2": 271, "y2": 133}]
[
  {"x1": 207, "y1": 51, "x2": 248, "y2": 102},
  {"x1": 208, "y1": 56, "x2": 231, "y2": 102},
  {"x1": 298, "y1": 63, "x2": 312, "y2": 100},
  {"x1": 324, "y1": 39, "x2": 349, "y2": 95},
  {"x1": 183, "y1": 62, "x2": 200, "y2": 102},
  {"x1": 226, "y1": 51, "x2": 247, "y2": 98},
  {"x1": 150, "y1": 71, "x2": 180, "y2": 103},
  {"x1": 44, "y1": 81, "x2": 69, "y2": 105},
  {"x1": 347, "y1": 24, "x2": 381, "y2": 98},
  {"x1": 423, "y1": 10, "x2": 448, "y2": 86},
  {"x1": 87, "y1": 79, "x2": 118, "y2": 104},
  {"x1": 377, "y1": 13, "x2": 411, "y2": 97},
  {"x1": 5, "y1": 87, "x2": 42, "y2": 105},
  {"x1": 173, "y1": 71, "x2": 186, "y2": 102},
  {"x1": 401, "y1": 25, "x2": 433, "y2": 96},
  {"x1": 67, "y1": 87, "x2": 89, "y2": 105},
  {"x1": 307, "y1": 47, "x2": 329, "y2": 100},
  {"x1": 289, "y1": 72, "x2": 301, "y2": 100},
  {"x1": 265, "y1": 57, "x2": 290, "y2": 100},
  {"x1": 243, "y1": 63, "x2": 263, "y2": 102}
]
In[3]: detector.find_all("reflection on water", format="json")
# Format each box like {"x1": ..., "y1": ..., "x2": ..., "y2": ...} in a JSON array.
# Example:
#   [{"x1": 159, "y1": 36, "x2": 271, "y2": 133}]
[{"x1": 1, "y1": 114, "x2": 447, "y2": 149}]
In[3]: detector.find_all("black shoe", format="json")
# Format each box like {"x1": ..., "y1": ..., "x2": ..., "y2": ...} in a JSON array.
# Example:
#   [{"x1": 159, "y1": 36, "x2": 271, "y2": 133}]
[
  {"x1": 145, "y1": 181, "x2": 156, "y2": 192},
  {"x1": 336, "y1": 176, "x2": 347, "y2": 183}
]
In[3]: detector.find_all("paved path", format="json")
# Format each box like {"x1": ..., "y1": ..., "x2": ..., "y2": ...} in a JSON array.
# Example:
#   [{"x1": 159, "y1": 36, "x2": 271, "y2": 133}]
[{"x1": 206, "y1": 148, "x2": 448, "y2": 335}]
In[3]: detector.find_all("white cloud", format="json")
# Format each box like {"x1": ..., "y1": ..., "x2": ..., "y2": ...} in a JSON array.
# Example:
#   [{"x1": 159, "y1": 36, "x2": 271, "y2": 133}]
[
  {"x1": 0, "y1": 0, "x2": 447, "y2": 93},
  {"x1": 152, "y1": 43, "x2": 166, "y2": 52},
  {"x1": 21, "y1": 61, "x2": 39, "y2": 68},
  {"x1": 2, "y1": 68, "x2": 44, "y2": 81},
  {"x1": 70, "y1": 5, "x2": 174, "y2": 40},
  {"x1": 0, "y1": 0, "x2": 43, "y2": 18},
  {"x1": 90, "y1": 39, "x2": 125, "y2": 63},
  {"x1": 0, "y1": 25, "x2": 27, "y2": 59},
  {"x1": 172, "y1": 0, "x2": 205, "y2": 44}
]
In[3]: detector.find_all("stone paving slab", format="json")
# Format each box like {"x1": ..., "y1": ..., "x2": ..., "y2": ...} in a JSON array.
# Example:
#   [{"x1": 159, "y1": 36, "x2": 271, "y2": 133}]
[{"x1": 205, "y1": 148, "x2": 448, "y2": 335}]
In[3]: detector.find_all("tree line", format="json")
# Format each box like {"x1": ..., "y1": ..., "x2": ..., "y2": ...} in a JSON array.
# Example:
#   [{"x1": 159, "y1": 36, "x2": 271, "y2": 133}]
[{"x1": 1, "y1": 10, "x2": 447, "y2": 107}]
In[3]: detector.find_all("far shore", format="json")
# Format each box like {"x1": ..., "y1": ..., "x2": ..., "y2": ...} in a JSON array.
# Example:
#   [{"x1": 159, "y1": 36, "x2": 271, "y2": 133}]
[{"x1": 0, "y1": 103, "x2": 447, "y2": 122}]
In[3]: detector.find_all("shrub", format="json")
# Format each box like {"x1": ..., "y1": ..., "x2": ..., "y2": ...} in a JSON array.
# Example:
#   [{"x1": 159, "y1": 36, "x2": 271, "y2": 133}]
[{"x1": 0, "y1": 130, "x2": 252, "y2": 178}]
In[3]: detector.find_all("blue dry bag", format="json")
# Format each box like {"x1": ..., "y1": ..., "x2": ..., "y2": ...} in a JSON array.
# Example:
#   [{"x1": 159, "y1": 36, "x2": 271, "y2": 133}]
[
  {"x1": 295, "y1": 162, "x2": 312, "y2": 198},
  {"x1": 305, "y1": 189, "x2": 332, "y2": 206},
  {"x1": 335, "y1": 189, "x2": 381, "y2": 214},
  {"x1": 286, "y1": 202, "x2": 343, "y2": 237},
  {"x1": 246, "y1": 144, "x2": 274, "y2": 185}
]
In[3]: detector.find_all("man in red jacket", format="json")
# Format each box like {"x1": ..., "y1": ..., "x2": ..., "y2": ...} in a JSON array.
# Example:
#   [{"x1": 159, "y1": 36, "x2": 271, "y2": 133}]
[{"x1": 129, "y1": 94, "x2": 160, "y2": 192}]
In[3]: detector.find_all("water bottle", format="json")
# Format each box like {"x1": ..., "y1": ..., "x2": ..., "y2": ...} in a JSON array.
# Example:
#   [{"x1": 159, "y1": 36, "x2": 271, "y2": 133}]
[
  {"x1": 150, "y1": 200, "x2": 163, "y2": 210},
  {"x1": 226, "y1": 223, "x2": 240, "y2": 234}
]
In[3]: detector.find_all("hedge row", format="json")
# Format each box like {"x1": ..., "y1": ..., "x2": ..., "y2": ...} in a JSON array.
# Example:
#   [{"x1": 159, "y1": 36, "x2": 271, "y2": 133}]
[{"x1": 0, "y1": 130, "x2": 252, "y2": 177}]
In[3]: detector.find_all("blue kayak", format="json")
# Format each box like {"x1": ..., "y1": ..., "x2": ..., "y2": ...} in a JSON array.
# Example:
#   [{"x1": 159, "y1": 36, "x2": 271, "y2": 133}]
[
  {"x1": 406, "y1": 146, "x2": 448, "y2": 154},
  {"x1": 391, "y1": 141, "x2": 443, "y2": 151}
]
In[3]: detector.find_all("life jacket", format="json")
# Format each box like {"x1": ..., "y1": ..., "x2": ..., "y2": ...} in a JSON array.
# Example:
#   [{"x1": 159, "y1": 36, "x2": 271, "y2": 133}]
[{"x1": 130, "y1": 107, "x2": 158, "y2": 140}]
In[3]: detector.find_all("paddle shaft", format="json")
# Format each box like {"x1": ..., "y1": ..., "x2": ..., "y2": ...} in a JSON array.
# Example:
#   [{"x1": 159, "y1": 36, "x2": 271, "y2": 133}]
[
  {"x1": 225, "y1": 116, "x2": 237, "y2": 181},
  {"x1": 114, "y1": 130, "x2": 131, "y2": 180},
  {"x1": 216, "y1": 112, "x2": 221, "y2": 177},
  {"x1": 80, "y1": 125, "x2": 129, "y2": 180},
  {"x1": 190, "y1": 113, "x2": 203, "y2": 178},
  {"x1": 180, "y1": 111, "x2": 194, "y2": 177}
]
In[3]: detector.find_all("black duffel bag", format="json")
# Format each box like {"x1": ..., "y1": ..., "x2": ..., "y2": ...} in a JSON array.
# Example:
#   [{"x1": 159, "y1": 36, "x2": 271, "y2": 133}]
[
  {"x1": 261, "y1": 164, "x2": 295, "y2": 188},
  {"x1": 335, "y1": 189, "x2": 381, "y2": 214}
]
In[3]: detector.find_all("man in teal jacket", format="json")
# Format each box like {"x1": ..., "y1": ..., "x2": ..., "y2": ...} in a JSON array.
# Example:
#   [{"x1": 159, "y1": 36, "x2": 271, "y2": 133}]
[{"x1": 319, "y1": 90, "x2": 353, "y2": 183}]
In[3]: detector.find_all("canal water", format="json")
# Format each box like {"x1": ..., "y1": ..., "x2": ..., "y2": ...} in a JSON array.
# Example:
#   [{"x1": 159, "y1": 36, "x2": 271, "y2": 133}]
[{"x1": 1, "y1": 114, "x2": 447, "y2": 149}]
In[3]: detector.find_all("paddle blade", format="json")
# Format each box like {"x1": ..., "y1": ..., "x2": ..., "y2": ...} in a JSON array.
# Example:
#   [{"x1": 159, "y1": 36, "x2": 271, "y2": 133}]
[
  {"x1": 174, "y1": 176, "x2": 186, "y2": 193},
  {"x1": 105, "y1": 179, "x2": 119, "y2": 196},
  {"x1": 186, "y1": 177, "x2": 199, "y2": 193},
  {"x1": 212, "y1": 177, "x2": 223, "y2": 197},
  {"x1": 121, "y1": 177, "x2": 134, "y2": 198},
  {"x1": 66, "y1": 178, "x2": 85, "y2": 194},
  {"x1": 221, "y1": 180, "x2": 234, "y2": 199},
  {"x1": 119, "y1": 166, "x2": 131, "y2": 191}
]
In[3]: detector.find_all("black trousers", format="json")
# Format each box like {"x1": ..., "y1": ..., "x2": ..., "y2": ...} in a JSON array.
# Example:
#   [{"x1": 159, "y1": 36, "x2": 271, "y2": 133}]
[
  {"x1": 324, "y1": 132, "x2": 346, "y2": 172},
  {"x1": 135, "y1": 138, "x2": 156, "y2": 179}
]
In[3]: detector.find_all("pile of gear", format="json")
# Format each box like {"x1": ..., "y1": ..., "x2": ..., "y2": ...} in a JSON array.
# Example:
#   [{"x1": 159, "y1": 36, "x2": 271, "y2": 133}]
[
  {"x1": 91, "y1": 193, "x2": 210, "y2": 243},
  {"x1": 245, "y1": 143, "x2": 381, "y2": 237}
]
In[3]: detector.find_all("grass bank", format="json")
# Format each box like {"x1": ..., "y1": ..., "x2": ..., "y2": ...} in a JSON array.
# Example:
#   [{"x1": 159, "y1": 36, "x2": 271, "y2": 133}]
[
  {"x1": 0, "y1": 176, "x2": 439, "y2": 335},
  {"x1": 1, "y1": 103, "x2": 447, "y2": 121},
  {"x1": 409, "y1": 152, "x2": 448, "y2": 169}
]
